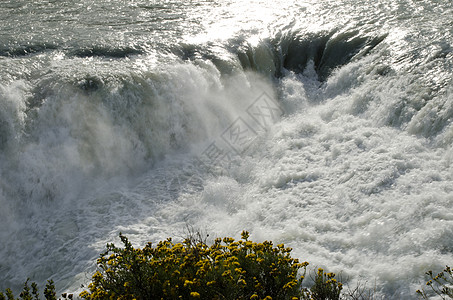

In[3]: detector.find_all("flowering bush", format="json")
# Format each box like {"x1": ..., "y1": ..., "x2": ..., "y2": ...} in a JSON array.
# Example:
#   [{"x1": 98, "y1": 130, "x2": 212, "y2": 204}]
[
  {"x1": 80, "y1": 231, "x2": 308, "y2": 300},
  {"x1": 304, "y1": 268, "x2": 342, "y2": 300},
  {"x1": 417, "y1": 265, "x2": 453, "y2": 299}
]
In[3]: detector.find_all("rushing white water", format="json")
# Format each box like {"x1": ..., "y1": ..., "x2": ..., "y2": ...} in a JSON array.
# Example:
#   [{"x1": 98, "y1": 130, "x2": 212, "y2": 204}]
[{"x1": 1, "y1": 0, "x2": 452, "y2": 298}]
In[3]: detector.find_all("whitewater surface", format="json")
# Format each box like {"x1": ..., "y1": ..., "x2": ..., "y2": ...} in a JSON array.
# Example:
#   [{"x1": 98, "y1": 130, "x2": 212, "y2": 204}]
[{"x1": 0, "y1": 0, "x2": 452, "y2": 298}]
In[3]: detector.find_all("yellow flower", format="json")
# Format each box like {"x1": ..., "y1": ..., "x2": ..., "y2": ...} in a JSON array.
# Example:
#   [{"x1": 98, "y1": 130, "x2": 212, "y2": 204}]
[
  {"x1": 190, "y1": 292, "x2": 200, "y2": 298},
  {"x1": 184, "y1": 280, "x2": 193, "y2": 287},
  {"x1": 79, "y1": 291, "x2": 89, "y2": 298},
  {"x1": 223, "y1": 237, "x2": 235, "y2": 243},
  {"x1": 206, "y1": 281, "x2": 216, "y2": 286}
]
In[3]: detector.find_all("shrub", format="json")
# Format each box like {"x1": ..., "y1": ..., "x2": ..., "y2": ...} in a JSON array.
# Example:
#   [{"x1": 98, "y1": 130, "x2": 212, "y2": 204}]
[
  {"x1": 417, "y1": 266, "x2": 453, "y2": 299},
  {"x1": 303, "y1": 268, "x2": 342, "y2": 300},
  {"x1": 80, "y1": 231, "x2": 309, "y2": 300},
  {"x1": 0, "y1": 280, "x2": 65, "y2": 300}
]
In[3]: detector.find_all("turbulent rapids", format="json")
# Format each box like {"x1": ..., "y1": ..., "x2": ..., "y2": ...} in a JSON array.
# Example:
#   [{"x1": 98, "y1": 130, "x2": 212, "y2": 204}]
[{"x1": 0, "y1": 0, "x2": 452, "y2": 298}]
